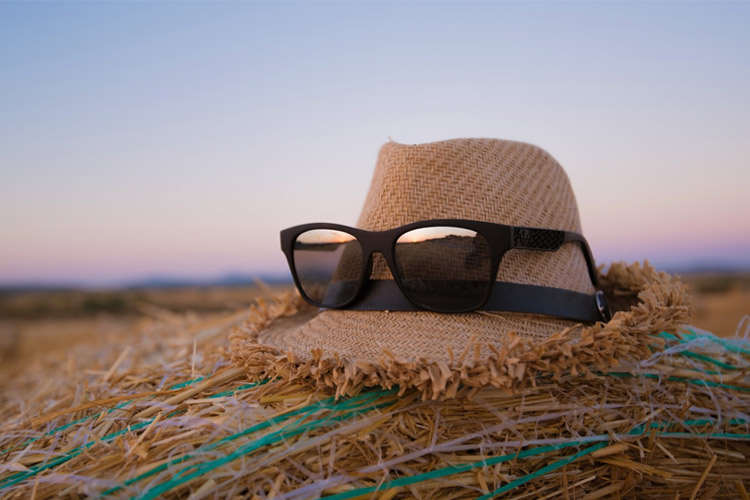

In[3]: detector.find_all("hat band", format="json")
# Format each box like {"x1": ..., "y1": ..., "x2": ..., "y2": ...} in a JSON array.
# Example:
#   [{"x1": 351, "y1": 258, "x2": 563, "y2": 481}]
[{"x1": 323, "y1": 280, "x2": 610, "y2": 322}]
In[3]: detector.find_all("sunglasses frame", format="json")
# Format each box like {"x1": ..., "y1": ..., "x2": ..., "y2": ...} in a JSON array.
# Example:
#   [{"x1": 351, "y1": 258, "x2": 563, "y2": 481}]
[{"x1": 281, "y1": 219, "x2": 599, "y2": 314}]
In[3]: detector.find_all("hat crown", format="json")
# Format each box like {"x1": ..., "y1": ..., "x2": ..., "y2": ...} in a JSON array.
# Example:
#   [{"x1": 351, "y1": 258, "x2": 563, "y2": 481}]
[{"x1": 357, "y1": 138, "x2": 594, "y2": 294}]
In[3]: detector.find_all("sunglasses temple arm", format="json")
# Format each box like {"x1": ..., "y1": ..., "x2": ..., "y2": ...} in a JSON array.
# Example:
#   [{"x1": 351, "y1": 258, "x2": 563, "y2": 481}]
[
  {"x1": 509, "y1": 227, "x2": 599, "y2": 288},
  {"x1": 563, "y1": 231, "x2": 599, "y2": 287}
]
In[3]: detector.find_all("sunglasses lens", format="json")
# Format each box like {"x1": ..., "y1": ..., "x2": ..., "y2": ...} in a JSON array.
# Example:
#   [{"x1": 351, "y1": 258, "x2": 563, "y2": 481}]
[
  {"x1": 293, "y1": 229, "x2": 363, "y2": 307},
  {"x1": 395, "y1": 226, "x2": 492, "y2": 311}
]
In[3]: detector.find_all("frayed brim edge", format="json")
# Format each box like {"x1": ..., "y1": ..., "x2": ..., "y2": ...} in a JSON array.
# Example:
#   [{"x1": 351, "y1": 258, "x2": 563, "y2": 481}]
[{"x1": 230, "y1": 262, "x2": 691, "y2": 400}]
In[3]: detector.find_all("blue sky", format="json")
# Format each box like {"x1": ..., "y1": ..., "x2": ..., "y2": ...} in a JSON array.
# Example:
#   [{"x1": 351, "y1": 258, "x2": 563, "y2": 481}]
[{"x1": 1, "y1": 2, "x2": 749, "y2": 285}]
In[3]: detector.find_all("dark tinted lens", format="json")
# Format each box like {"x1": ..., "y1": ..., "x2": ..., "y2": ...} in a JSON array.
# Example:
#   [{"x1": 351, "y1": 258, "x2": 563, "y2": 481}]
[
  {"x1": 394, "y1": 227, "x2": 492, "y2": 311},
  {"x1": 293, "y1": 229, "x2": 363, "y2": 306}
]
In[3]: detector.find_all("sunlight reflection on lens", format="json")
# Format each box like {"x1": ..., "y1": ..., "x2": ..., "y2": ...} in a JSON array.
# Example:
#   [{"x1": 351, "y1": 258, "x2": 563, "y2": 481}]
[{"x1": 397, "y1": 227, "x2": 477, "y2": 244}]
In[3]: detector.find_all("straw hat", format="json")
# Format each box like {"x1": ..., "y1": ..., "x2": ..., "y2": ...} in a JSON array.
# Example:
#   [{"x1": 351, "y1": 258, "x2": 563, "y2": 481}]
[{"x1": 233, "y1": 138, "x2": 691, "y2": 399}]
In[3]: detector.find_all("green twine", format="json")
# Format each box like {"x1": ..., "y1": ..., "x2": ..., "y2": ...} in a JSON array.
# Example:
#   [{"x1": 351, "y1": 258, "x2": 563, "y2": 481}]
[
  {"x1": 656, "y1": 331, "x2": 749, "y2": 371},
  {"x1": 100, "y1": 388, "x2": 393, "y2": 497},
  {"x1": 168, "y1": 376, "x2": 205, "y2": 390},
  {"x1": 320, "y1": 422, "x2": 750, "y2": 500},
  {"x1": 0, "y1": 400, "x2": 132, "y2": 457},
  {"x1": 321, "y1": 441, "x2": 608, "y2": 500},
  {"x1": 685, "y1": 329, "x2": 750, "y2": 355},
  {"x1": 678, "y1": 350, "x2": 740, "y2": 371},
  {"x1": 475, "y1": 442, "x2": 607, "y2": 500},
  {"x1": 101, "y1": 388, "x2": 400, "y2": 496},
  {"x1": 603, "y1": 371, "x2": 750, "y2": 393},
  {"x1": 0, "y1": 377, "x2": 259, "y2": 491},
  {"x1": 659, "y1": 330, "x2": 750, "y2": 356},
  {"x1": 0, "y1": 373, "x2": 212, "y2": 456},
  {"x1": 131, "y1": 389, "x2": 398, "y2": 500},
  {"x1": 0, "y1": 412, "x2": 162, "y2": 490}
]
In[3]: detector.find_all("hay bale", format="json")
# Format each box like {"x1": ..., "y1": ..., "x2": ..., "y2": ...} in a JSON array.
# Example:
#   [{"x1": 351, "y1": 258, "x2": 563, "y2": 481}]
[{"x1": 1, "y1": 302, "x2": 748, "y2": 499}]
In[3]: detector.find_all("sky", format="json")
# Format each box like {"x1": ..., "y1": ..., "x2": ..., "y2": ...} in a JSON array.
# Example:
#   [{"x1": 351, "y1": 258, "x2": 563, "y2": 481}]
[{"x1": 1, "y1": 2, "x2": 749, "y2": 287}]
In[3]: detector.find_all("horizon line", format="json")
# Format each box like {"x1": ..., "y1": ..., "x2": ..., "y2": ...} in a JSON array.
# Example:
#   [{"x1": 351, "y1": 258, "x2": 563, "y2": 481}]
[{"x1": 2, "y1": 262, "x2": 750, "y2": 292}]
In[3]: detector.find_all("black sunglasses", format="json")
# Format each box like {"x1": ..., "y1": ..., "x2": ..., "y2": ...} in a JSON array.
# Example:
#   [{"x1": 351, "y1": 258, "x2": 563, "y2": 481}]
[{"x1": 281, "y1": 220, "x2": 609, "y2": 322}]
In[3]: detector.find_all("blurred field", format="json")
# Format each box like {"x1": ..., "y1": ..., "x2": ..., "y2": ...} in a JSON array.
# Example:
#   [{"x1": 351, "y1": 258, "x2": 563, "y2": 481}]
[
  {"x1": 1, "y1": 273, "x2": 748, "y2": 365},
  {"x1": 0, "y1": 284, "x2": 289, "y2": 365},
  {"x1": 682, "y1": 272, "x2": 750, "y2": 337}
]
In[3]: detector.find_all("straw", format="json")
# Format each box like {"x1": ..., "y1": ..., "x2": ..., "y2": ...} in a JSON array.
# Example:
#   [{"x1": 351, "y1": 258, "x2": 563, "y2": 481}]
[{"x1": 1, "y1": 307, "x2": 749, "y2": 498}]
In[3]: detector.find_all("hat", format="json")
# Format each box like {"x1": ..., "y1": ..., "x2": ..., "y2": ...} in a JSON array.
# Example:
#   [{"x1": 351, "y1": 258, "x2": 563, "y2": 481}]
[{"x1": 232, "y1": 138, "x2": 691, "y2": 399}]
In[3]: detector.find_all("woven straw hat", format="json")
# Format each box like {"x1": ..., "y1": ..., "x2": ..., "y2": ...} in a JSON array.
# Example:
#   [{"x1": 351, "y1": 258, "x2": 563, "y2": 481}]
[{"x1": 233, "y1": 138, "x2": 691, "y2": 399}]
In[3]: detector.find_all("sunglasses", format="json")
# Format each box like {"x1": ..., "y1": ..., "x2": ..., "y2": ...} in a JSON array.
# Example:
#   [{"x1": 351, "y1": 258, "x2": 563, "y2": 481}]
[{"x1": 281, "y1": 220, "x2": 609, "y2": 321}]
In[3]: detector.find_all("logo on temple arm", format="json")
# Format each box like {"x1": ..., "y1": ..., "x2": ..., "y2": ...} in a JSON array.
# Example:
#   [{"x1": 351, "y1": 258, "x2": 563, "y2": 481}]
[{"x1": 512, "y1": 227, "x2": 565, "y2": 251}]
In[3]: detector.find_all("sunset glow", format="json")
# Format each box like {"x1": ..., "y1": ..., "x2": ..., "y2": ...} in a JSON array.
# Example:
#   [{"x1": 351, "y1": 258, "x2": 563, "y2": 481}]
[{"x1": 397, "y1": 228, "x2": 478, "y2": 244}]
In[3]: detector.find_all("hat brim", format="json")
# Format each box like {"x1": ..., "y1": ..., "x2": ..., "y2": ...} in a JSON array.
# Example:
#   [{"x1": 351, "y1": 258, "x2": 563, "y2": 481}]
[{"x1": 231, "y1": 262, "x2": 691, "y2": 399}]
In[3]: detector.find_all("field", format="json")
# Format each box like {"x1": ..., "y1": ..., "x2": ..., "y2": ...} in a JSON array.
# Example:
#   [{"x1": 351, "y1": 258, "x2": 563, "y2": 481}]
[
  {"x1": 1, "y1": 273, "x2": 748, "y2": 366},
  {"x1": 0, "y1": 284, "x2": 286, "y2": 365}
]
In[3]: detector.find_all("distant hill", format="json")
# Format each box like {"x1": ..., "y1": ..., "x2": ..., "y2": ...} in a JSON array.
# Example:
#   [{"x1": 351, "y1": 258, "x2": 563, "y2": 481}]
[
  {"x1": 125, "y1": 272, "x2": 292, "y2": 289},
  {"x1": 2, "y1": 261, "x2": 750, "y2": 293},
  {"x1": 0, "y1": 272, "x2": 293, "y2": 293}
]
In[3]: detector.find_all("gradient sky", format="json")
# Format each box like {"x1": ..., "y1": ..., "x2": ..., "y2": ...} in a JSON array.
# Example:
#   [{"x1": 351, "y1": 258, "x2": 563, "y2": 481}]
[{"x1": 1, "y1": 2, "x2": 749, "y2": 286}]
